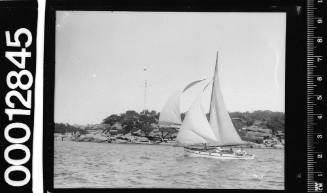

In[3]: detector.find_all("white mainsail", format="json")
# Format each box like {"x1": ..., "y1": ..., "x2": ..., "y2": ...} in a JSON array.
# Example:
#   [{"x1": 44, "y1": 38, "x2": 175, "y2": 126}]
[
  {"x1": 208, "y1": 54, "x2": 244, "y2": 146},
  {"x1": 159, "y1": 79, "x2": 205, "y2": 126},
  {"x1": 176, "y1": 52, "x2": 245, "y2": 147}
]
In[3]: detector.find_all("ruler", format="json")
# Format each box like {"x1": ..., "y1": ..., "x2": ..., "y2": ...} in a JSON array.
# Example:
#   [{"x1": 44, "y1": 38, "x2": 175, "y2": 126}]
[{"x1": 307, "y1": 0, "x2": 327, "y2": 192}]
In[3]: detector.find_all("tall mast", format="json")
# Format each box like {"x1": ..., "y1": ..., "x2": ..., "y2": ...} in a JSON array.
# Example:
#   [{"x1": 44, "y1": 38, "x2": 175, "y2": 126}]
[{"x1": 208, "y1": 51, "x2": 219, "y2": 120}]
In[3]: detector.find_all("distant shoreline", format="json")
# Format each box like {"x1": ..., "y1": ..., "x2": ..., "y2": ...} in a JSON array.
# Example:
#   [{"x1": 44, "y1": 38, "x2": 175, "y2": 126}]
[
  {"x1": 54, "y1": 137, "x2": 284, "y2": 149},
  {"x1": 55, "y1": 110, "x2": 284, "y2": 149}
]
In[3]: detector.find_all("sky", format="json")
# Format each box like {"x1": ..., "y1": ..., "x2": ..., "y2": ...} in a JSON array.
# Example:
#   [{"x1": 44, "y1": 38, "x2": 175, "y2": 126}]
[{"x1": 55, "y1": 11, "x2": 286, "y2": 125}]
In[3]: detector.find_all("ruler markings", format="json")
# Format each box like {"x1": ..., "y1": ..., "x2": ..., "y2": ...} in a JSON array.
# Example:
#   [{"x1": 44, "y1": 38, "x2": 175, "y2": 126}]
[
  {"x1": 307, "y1": 0, "x2": 319, "y2": 192},
  {"x1": 306, "y1": 0, "x2": 325, "y2": 192}
]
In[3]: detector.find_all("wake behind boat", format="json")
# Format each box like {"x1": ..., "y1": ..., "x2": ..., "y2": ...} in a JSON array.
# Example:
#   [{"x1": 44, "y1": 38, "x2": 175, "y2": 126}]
[{"x1": 159, "y1": 52, "x2": 255, "y2": 160}]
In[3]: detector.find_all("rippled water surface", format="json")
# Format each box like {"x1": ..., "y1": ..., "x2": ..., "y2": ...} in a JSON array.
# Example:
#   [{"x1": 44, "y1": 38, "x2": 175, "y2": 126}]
[{"x1": 54, "y1": 141, "x2": 284, "y2": 189}]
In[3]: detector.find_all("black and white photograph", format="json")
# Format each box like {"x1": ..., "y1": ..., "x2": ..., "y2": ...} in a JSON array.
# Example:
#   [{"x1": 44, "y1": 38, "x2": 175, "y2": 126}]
[{"x1": 53, "y1": 11, "x2": 286, "y2": 189}]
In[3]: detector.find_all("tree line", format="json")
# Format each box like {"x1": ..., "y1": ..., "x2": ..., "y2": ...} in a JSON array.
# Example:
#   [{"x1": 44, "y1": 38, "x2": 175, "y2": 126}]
[
  {"x1": 54, "y1": 123, "x2": 87, "y2": 134},
  {"x1": 55, "y1": 110, "x2": 284, "y2": 135},
  {"x1": 229, "y1": 110, "x2": 284, "y2": 134},
  {"x1": 102, "y1": 110, "x2": 160, "y2": 136}
]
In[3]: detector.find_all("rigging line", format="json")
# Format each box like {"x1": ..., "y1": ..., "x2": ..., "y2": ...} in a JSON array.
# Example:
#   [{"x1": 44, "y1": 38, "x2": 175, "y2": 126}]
[{"x1": 203, "y1": 78, "x2": 213, "y2": 92}]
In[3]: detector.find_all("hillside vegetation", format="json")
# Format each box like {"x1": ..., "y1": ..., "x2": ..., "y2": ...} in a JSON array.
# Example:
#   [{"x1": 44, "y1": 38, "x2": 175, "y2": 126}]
[{"x1": 55, "y1": 110, "x2": 284, "y2": 145}]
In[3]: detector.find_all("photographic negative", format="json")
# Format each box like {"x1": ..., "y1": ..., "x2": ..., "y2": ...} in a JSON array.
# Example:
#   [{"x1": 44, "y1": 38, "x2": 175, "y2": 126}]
[{"x1": 52, "y1": 11, "x2": 286, "y2": 189}]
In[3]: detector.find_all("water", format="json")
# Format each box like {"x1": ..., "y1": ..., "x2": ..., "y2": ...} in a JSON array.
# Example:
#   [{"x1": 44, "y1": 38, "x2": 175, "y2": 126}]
[{"x1": 54, "y1": 141, "x2": 284, "y2": 189}]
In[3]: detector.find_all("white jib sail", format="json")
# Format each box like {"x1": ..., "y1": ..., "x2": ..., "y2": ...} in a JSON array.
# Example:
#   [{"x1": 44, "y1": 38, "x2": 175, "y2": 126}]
[
  {"x1": 208, "y1": 55, "x2": 244, "y2": 146},
  {"x1": 176, "y1": 93, "x2": 217, "y2": 146},
  {"x1": 159, "y1": 79, "x2": 205, "y2": 126}
]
